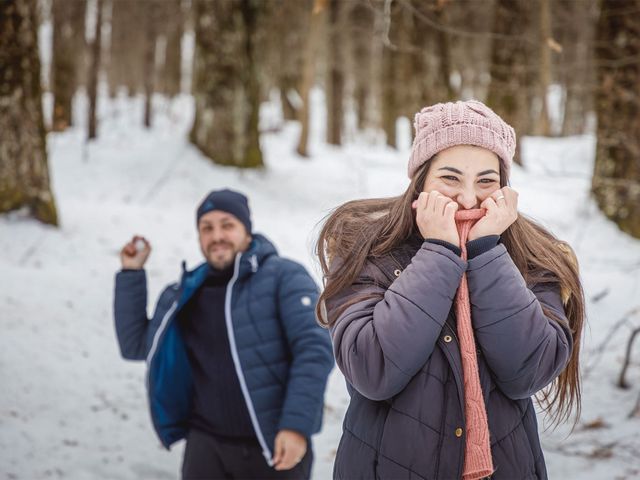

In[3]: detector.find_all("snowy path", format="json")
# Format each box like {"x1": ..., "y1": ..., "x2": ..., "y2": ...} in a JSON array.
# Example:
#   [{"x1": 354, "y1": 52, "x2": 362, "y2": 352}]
[{"x1": 1, "y1": 93, "x2": 639, "y2": 479}]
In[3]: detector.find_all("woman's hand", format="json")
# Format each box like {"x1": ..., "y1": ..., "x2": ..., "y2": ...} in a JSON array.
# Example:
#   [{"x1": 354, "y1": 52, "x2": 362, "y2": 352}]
[
  {"x1": 414, "y1": 190, "x2": 460, "y2": 246},
  {"x1": 468, "y1": 187, "x2": 518, "y2": 241}
]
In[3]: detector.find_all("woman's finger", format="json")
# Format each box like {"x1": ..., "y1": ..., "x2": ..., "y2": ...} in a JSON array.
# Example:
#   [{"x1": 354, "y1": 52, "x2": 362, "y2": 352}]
[
  {"x1": 481, "y1": 196, "x2": 498, "y2": 212},
  {"x1": 416, "y1": 191, "x2": 428, "y2": 212},
  {"x1": 435, "y1": 194, "x2": 451, "y2": 216},
  {"x1": 504, "y1": 187, "x2": 519, "y2": 208},
  {"x1": 427, "y1": 190, "x2": 441, "y2": 213},
  {"x1": 444, "y1": 201, "x2": 458, "y2": 221},
  {"x1": 492, "y1": 189, "x2": 506, "y2": 205}
]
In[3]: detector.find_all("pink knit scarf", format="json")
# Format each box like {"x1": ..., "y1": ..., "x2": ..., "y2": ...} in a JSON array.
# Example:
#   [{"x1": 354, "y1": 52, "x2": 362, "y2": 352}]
[{"x1": 455, "y1": 208, "x2": 494, "y2": 480}]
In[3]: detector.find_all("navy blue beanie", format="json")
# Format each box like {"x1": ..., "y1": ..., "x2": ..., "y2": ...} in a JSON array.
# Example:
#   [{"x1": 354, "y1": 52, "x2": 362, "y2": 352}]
[{"x1": 196, "y1": 189, "x2": 252, "y2": 233}]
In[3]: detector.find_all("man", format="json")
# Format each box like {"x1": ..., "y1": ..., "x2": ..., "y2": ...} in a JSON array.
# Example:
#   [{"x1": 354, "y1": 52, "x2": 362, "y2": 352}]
[{"x1": 114, "y1": 189, "x2": 334, "y2": 479}]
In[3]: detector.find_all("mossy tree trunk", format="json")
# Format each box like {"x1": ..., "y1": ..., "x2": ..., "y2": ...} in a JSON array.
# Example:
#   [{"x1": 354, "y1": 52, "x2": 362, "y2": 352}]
[
  {"x1": 190, "y1": 0, "x2": 264, "y2": 168},
  {"x1": 592, "y1": 0, "x2": 640, "y2": 238},
  {"x1": 0, "y1": 0, "x2": 58, "y2": 225}
]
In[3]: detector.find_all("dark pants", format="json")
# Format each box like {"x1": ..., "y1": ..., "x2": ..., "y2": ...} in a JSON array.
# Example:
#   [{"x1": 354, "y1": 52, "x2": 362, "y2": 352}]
[{"x1": 182, "y1": 429, "x2": 313, "y2": 480}]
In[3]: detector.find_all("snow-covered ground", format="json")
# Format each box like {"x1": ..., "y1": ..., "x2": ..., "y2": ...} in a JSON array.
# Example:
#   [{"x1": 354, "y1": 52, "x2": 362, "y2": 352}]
[{"x1": 2, "y1": 89, "x2": 640, "y2": 480}]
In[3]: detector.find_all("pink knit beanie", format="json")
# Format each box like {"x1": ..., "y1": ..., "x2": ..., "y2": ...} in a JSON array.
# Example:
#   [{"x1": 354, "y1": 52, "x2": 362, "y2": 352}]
[{"x1": 408, "y1": 100, "x2": 516, "y2": 179}]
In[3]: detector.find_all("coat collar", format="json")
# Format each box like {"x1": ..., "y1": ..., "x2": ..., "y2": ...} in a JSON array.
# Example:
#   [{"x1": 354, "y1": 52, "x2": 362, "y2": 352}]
[
  {"x1": 368, "y1": 233, "x2": 424, "y2": 286},
  {"x1": 179, "y1": 232, "x2": 278, "y2": 292}
]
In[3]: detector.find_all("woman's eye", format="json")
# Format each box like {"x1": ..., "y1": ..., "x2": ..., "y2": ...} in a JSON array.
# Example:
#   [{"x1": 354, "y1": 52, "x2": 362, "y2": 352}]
[
  {"x1": 478, "y1": 178, "x2": 496, "y2": 184},
  {"x1": 442, "y1": 176, "x2": 458, "y2": 182}
]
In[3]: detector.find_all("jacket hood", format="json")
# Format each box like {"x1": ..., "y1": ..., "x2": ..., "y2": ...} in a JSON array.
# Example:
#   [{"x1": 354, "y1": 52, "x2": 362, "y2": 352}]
[{"x1": 234, "y1": 233, "x2": 278, "y2": 280}]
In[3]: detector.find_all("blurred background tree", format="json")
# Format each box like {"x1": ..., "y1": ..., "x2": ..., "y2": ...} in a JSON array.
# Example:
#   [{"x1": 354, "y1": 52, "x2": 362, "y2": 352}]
[
  {"x1": 2, "y1": 0, "x2": 638, "y2": 239},
  {"x1": 592, "y1": 0, "x2": 640, "y2": 238},
  {"x1": 0, "y1": 0, "x2": 58, "y2": 225}
]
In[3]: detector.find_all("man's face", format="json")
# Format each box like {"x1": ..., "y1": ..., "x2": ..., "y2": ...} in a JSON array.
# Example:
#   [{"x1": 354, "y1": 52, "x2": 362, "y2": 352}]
[{"x1": 198, "y1": 211, "x2": 252, "y2": 270}]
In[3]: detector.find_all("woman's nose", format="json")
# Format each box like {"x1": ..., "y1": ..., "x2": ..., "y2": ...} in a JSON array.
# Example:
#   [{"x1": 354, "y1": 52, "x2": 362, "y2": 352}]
[{"x1": 456, "y1": 190, "x2": 478, "y2": 210}]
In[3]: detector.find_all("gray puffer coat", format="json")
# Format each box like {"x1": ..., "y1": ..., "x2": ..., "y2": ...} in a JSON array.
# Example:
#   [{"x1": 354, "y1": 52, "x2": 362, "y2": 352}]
[{"x1": 329, "y1": 236, "x2": 572, "y2": 480}]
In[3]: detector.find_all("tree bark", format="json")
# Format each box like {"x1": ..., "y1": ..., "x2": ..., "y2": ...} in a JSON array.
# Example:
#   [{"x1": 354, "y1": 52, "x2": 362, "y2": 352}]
[
  {"x1": 433, "y1": 3, "x2": 454, "y2": 101},
  {"x1": 87, "y1": 0, "x2": 103, "y2": 140},
  {"x1": 108, "y1": 0, "x2": 144, "y2": 97},
  {"x1": 535, "y1": 0, "x2": 552, "y2": 136},
  {"x1": 592, "y1": 0, "x2": 640, "y2": 238},
  {"x1": 558, "y1": 0, "x2": 596, "y2": 136},
  {"x1": 487, "y1": 0, "x2": 535, "y2": 165},
  {"x1": 348, "y1": 1, "x2": 374, "y2": 130},
  {"x1": 190, "y1": 0, "x2": 264, "y2": 168},
  {"x1": 0, "y1": 0, "x2": 58, "y2": 225},
  {"x1": 269, "y1": 0, "x2": 307, "y2": 122},
  {"x1": 162, "y1": 0, "x2": 183, "y2": 97},
  {"x1": 51, "y1": 0, "x2": 86, "y2": 131},
  {"x1": 326, "y1": 0, "x2": 344, "y2": 145},
  {"x1": 296, "y1": 0, "x2": 327, "y2": 157},
  {"x1": 381, "y1": 43, "x2": 399, "y2": 148},
  {"x1": 143, "y1": 7, "x2": 157, "y2": 128},
  {"x1": 380, "y1": 0, "x2": 402, "y2": 149}
]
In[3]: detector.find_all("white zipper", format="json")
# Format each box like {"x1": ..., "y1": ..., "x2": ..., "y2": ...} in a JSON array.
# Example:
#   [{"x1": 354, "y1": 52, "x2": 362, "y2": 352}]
[
  {"x1": 225, "y1": 253, "x2": 273, "y2": 465},
  {"x1": 145, "y1": 300, "x2": 179, "y2": 388}
]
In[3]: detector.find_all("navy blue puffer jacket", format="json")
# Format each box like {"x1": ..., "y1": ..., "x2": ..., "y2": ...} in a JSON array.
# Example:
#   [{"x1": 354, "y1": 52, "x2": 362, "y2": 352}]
[{"x1": 114, "y1": 234, "x2": 334, "y2": 464}]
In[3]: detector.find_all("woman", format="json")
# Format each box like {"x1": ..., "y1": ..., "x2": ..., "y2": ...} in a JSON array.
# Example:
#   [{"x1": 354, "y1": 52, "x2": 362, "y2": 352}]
[{"x1": 316, "y1": 100, "x2": 585, "y2": 480}]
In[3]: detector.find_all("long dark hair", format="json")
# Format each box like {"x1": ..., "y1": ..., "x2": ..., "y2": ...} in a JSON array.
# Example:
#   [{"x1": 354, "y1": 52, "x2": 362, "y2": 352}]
[{"x1": 315, "y1": 158, "x2": 585, "y2": 428}]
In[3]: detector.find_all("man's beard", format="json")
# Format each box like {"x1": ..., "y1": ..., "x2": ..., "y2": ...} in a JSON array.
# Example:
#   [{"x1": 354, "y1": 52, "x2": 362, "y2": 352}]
[{"x1": 206, "y1": 242, "x2": 236, "y2": 270}]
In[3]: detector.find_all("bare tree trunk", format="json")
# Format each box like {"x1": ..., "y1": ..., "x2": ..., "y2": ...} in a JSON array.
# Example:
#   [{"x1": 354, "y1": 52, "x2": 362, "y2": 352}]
[
  {"x1": 87, "y1": 0, "x2": 103, "y2": 140},
  {"x1": 108, "y1": 0, "x2": 144, "y2": 97},
  {"x1": 446, "y1": 0, "x2": 494, "y2": 102},
  {"x1": 535, "y1": 0, "x2": 552, "y2": 136},
  {"x1": 162, "y1": 0, "x2": 183, "y2": 97},
  {"x1": 0, "y1": 0, "x2": 58, "y2": 225},
  {"x1": 190, "y1": 0, "x2": 264, "y2": 168},
  {"x1": 279, "y1": 73, "x2": 299, "y2": 121},
  {"x1": 395, "y1": 2, "x2": 414, "y2": 119},
  {"x1": 558, "y1": 0, "x2": 596, "y2": 136},
  {"x1": 487, "y1": 0, "x2": 534, "y2": 165},
  {"x1": 592, "y1": 0, "x2": 640, "y2": 238},
  {"x1": 433, "y1": 3, "x2": 454, "y2": 101},
  {"x1": 51, "y1": 0, "x2": 86, "y2": 131},
  {"x1": 107, "y1": 0, "x2": 125, "y2": 97},
  {"x1": 263, "y1": 0, "x2": 308, "y2": 122},
  {"x1": 296, "y1": 0, "x2": 327, "y2": 157},
  {"x1": 326, "y1": 0, "x2": 344, "y2": 145},
  {"x1": 406, "y1": 0, "x2": 439, "y2": 110},
  {"x1": 348, "y1": 1, "x2": 374, "y2": 130},
  {"x1": 143, "y1": 8, "x2": 156, "y2": 128},
  {"x1": 381, "y1": 43, "x2": 399, "y2": 148},
  {"x1": 379, "y1": 0, "x2": 402, "y2": 148},
  {"x1": 240, "y1": 0, "x2": 262, "y2": 167}
]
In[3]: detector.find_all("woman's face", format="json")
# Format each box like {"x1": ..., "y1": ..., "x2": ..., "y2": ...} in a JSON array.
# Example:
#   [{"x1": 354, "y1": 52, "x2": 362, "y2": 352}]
[{"x1": 422, "y1": 145, "x2": 502, "y2": 210}]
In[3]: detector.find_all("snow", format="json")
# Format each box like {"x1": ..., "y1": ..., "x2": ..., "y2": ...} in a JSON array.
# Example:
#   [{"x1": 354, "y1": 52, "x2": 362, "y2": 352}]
[{"x1": 2, "y1": 88, "x2": 640, "y2": 479}]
